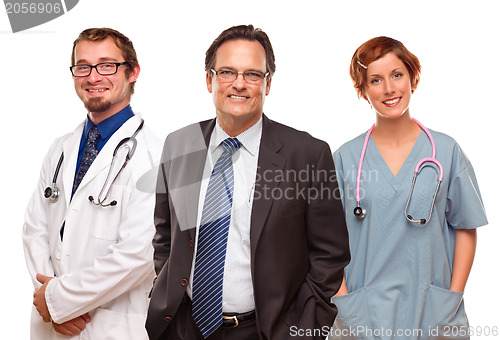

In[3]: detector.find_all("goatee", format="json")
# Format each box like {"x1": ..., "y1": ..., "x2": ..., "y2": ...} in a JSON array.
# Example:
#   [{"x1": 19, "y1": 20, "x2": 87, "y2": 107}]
[{"x1": 85, "y1": 97, "x2": 112, "y2": 114}]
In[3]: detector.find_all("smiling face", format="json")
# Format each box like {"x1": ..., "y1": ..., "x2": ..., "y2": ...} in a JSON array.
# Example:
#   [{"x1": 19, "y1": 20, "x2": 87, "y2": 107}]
[
  {"x1": 206, "y1": 39, "x2": 271, "y2": 136},
  {"x1": 72, "y1": 37, "x2": 139, "y2": 123},
  {"x1": 364, "y1": 52, "x2": 412, "y2": 119}
]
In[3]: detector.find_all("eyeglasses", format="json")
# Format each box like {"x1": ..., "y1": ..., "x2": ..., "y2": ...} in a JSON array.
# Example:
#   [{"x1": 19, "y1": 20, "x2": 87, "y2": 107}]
[
  {"x1": 211, "y1": 68, "x2": 269, "y2": 84},
  {"x1": 70, "y1": 62, "x2": 129, "y2": 77}
]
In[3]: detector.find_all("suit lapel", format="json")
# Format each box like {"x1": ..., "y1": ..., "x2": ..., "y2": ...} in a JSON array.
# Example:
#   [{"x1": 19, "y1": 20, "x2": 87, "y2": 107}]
[
  {"x1": 167, "y1": 119, "x2": 214, "y2": 240},
  {"x1": 250, "y1": 115, "x2": 285, "y2": 256},
  {"x1": 186, "y1": 119, "x2": 214, "y2": 240}
]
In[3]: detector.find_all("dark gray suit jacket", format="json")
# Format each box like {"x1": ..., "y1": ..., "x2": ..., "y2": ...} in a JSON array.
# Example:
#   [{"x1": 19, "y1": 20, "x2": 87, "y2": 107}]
[{"x1": 146, "y1": 115, "x2": 350, "y2": 340}]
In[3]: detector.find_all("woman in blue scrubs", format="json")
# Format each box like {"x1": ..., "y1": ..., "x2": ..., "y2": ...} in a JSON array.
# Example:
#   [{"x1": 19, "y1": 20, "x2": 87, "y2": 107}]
[{"x1": 330, "y1": 37, "x2": 488, "y2": 339}]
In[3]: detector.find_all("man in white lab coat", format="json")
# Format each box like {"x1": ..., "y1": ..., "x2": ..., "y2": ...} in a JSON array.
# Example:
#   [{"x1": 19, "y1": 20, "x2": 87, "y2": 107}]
[{"x1": 23, "y1": 28, "x2": 160, "y2": 339}]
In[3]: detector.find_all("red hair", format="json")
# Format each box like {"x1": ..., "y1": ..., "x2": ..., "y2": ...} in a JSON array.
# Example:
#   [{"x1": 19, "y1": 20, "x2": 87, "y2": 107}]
[{"x1": 350, "y1": 36, "x2": 421, "y2": 101}]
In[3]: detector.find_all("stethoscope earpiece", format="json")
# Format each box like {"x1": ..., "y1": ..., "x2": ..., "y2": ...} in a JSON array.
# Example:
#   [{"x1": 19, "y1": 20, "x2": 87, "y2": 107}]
[
  {"x1": 406, "y1": 215, "x2": 426, "y2": 225},
  {"x1": 89, "y1": 195, "x2": 117, "y2": 207}
]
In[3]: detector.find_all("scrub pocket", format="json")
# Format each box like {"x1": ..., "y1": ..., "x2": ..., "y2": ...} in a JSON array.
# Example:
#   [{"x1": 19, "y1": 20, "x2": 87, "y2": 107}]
[
  {"x1": 329, "y1": 287, "x2": 368, "y2": 340},
  {"x1": 422, "y1": 284, "x2": 469, "y2": 340}
]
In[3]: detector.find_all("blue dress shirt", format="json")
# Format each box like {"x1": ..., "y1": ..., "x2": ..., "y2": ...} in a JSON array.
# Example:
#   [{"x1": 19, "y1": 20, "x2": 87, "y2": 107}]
[{"x1": 74, "y1": 105, "x2": 134, "y2": 177}]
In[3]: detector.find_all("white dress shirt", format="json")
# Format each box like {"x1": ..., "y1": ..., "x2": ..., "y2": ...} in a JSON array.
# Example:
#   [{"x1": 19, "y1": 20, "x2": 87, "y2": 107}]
[{"x1": 187, "y1": 117, "x2": 262, "y2": 313}]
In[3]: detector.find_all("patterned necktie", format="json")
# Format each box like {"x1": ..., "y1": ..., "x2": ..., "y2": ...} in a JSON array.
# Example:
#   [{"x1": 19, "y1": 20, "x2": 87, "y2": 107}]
[
  {"x1": 192, "y1": 137, "x2": 242, "y2": 338},
  {"x1": 72, "y1": 125, "x2": 100, "y2": 197}
]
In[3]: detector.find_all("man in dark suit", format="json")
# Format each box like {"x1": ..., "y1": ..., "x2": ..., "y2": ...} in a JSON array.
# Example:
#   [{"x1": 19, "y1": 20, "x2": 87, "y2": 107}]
[{"x1": 146, "y1": 24, "x2": 350, "y2": 340}]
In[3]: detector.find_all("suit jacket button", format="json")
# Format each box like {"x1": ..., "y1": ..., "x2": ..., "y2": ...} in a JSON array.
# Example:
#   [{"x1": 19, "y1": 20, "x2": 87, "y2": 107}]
[
  {"x1": 181, "y1": 278, "x2": 188, "y2": 286},
  {"x1": 164, "y1": 316, "x2": 172, "y2": 322}
]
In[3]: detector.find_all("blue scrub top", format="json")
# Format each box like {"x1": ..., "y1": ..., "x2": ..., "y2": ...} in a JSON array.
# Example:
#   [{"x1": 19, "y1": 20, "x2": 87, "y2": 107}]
[{"x1": 330, "y1": 129, "x2": 488, "y2": 340}]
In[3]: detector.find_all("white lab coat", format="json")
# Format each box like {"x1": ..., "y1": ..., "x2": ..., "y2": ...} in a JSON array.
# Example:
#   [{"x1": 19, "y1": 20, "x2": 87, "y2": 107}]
[{"x1": 23, "y1": 115, "x2": 161, "y2": 340}]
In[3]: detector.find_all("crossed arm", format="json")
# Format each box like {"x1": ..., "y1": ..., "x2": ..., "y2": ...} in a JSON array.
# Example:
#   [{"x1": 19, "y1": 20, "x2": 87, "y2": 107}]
[{"x1": 33, "y1": 274, "x2": 91, "y2": 336}]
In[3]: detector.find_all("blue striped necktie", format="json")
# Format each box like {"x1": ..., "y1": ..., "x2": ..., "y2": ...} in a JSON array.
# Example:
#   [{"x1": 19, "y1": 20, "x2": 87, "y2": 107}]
[
  {"x1": 192, "y1": 137, "x2": 242, "y2": 338},
  {"x1": 72, "y1": 125, "x2": 100, "y2": 197}
]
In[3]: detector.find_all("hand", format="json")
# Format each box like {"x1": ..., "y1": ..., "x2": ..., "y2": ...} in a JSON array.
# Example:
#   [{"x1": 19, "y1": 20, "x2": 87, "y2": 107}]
[
  {"x1": 334, "y1": 285, "x2": 348, "y2": 297},
  {"x1": 33, "y1": 273, "x2": 53, "y2": 322},
  {"x1": 52, "y1": 313, "x2": 91, "y2": 336},
  {"x1": 334, "y1": 276, "x2": 348, "y2": 297}
]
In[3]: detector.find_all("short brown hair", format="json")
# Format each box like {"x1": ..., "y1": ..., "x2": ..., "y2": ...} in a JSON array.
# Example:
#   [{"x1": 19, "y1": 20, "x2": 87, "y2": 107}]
[
  {"x1": 350, "y1": 36, "x2": 421, "y2": 101},
  {"x1": 205, "y1": 25, "x2": 276, "y2": 77},
  {"x1": 71, "y1": 28, "x2": 139, "y2": 94}
]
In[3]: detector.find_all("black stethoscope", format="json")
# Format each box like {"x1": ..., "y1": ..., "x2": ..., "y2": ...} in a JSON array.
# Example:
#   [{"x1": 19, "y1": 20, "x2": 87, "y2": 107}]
[{"x1": 44, "y1": 119, "x2": 144, "y2": 207}]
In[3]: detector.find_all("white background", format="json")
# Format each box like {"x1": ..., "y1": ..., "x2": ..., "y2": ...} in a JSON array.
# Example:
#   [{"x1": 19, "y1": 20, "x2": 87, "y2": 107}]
[{"x1": 1, "y1": 0, "x2": 498, "y2": 338}]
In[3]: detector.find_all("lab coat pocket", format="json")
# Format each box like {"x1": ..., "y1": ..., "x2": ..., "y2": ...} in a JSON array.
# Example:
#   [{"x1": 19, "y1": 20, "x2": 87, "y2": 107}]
[
  {"x1": 329, "y1": 287, "x2": 367, "y2": 340},
  {"x1": 422, "y1": 284, "x2": 469, "y2": 339},
  {"x1": 89, "y1": 185, "x2": 126, "y2": 241},
  {"x1": 81, "y1": 308, "x2": 148, "y2": 340}
]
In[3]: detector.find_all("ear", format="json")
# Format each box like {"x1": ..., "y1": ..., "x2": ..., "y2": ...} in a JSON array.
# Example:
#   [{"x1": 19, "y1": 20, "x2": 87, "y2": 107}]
[
  {"x1": 127, "y1": 64, "x2": 140, "y2": 83},
  {"x1": 361, "y1": 87, "x2": 368, "y2": 102},
  {"x1": 206, "y1": 72, "x2": 213, "y2": 93},
  {"x1": 265, "y1": 76, "x2": 272, "y2": 96}
]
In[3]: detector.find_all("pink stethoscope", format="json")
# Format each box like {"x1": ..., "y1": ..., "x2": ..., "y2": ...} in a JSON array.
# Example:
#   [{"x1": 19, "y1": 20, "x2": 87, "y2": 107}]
[{"x1": 354, "y1": 118, "x2": 444, "y2": 225}]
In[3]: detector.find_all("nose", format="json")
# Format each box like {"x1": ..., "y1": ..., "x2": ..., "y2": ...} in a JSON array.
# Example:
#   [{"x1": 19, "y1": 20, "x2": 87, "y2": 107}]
[
  {"x1": 384, "y1": 79, "x2": 395, "y2": 94},
  {"x1": 87, "y1": 66, "x2": 103, "y2": 83},
  {"x1": 232, "y1": 73, "x2": 246, "y2": 90}
]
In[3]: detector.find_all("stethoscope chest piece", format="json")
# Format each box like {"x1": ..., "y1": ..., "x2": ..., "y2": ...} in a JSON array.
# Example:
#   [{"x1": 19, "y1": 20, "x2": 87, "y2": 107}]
[
  {"x1": 45, "y1": 152, "x2": 64, "y2": 203},
  {"x1": 353, "y1": 204, "x2": 367, "y2": 219},
  {"x1": 44, "y1": 185, "x2": 60, "y2": 203}
]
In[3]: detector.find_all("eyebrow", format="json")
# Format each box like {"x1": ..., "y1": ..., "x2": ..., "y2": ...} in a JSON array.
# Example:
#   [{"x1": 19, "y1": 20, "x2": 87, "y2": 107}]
[
  {"x1": 368, "y1": 67, "x2": 404, "y2": 77},
  {"x1": 217, "y1": 66, "x2": 265, "y2": 72},
  {"x1": 74, "y1": 57, "x2": 120, "y2": 65}
]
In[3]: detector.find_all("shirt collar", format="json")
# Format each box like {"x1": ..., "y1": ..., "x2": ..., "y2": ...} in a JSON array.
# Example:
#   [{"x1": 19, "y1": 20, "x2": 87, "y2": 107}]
[
  {"x1": 211, "y1": 116, "x2": 262, "y2": 156},
  {"x1": 83, "y1": 105, "x2": 134, "y2": 140}
]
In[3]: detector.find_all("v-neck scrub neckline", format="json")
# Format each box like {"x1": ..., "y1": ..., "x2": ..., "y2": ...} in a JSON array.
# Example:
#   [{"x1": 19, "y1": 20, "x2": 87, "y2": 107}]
[{"x1": 370, "y1": 130, "x2": 424, "y2": 179}]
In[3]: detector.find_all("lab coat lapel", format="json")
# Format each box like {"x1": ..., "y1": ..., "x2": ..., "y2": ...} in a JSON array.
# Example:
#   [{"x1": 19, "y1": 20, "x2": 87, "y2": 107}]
[
  {"x1": 250, "y1": 115, "x2": 285, "y2": 257},
  {"x1": 61, "y1": 121, "x2": 85, "y2": 207},
  {"x1": 74, "y1": 116, "x2": 142, "y2": 199}
]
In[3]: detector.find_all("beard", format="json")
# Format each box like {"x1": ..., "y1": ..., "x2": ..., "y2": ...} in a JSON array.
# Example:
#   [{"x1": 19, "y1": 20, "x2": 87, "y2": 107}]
[{"x1": 84, "y1": 97, "x2": 112, "y2": 114}]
